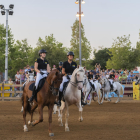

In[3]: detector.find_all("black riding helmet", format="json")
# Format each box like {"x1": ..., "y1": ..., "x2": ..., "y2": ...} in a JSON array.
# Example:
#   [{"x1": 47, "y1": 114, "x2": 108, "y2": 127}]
[
  {"x1": 67, "y1": 51, "x2": 74, "y2": 57},
  {"x1": 59, "y1": 61, "x2": 63, "y2": 66},
  {"x1": 38, "y1": 49, "x2": 47, "y2": 56}
]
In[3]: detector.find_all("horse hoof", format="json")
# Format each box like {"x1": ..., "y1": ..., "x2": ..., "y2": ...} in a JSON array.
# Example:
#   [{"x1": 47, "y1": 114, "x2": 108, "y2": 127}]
[
  {"x1": 49, "y1": 133, "x2": 54, "y2": 137},
  {"x1": 23, "y1": 125, "x2": 28, "y2": 132},
  {"x1": 59, "y1": 123, "x2": 63, "y2": 126},
  {"x1": 79, "y1": 118, "x2": 83, "y2": 122},
  {"x1": 28, "y1": 121, "x2": 31, "y2": 126},
  {"x1": 65, "y1": 127, "x2": 69, "y2": 132}
]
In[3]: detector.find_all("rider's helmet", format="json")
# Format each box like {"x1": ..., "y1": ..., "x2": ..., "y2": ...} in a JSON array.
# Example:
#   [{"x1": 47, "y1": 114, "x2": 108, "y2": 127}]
[
  {"x1": 67, "y1": 51, "x2": 74, "y2": 57},
  {"x1": 59, "y1": 61, "x2": 63, "y2": 66},
  {"x1": 30, "y1": 66, "x2": 34, "y2": 69},
  {"x1": 38, "y1": 49, "x2": 47, "y2": 56},
  {"x1": 90, "y1": 70, "x2": 94, "y2": 73}
]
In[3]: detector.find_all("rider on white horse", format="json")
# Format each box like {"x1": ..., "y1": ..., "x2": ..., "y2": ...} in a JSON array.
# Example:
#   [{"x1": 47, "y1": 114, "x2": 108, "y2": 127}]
[
  {"x1": 28, "y1": 49, "x2": 50, "y2": 102},
  {"x1": 87, "y1": 70, "x2": 95, "y2": 90},
  {"x1": 57, "y1": 51, "x2": 86, "y2": 107},
  {"x1": 108, "y1": 70, "x2": 115, "y2": 91},
  {"x1": 93, "y1": 71, "x2": 102, "y2": 89}
]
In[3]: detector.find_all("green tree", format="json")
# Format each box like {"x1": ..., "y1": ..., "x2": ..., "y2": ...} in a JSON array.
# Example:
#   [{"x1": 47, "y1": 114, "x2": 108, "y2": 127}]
[
  {"x1": 70, "y1": 19, "x2": 91, "y2": 67},
  {"x1": 106, "y1": 35, "x2": 139, "y2": 70},
  {"x1": 92, "y1": 47, "x2": 111, "y2": 70},
  {"x1": 29, "y1": 34, "x2": 68, "y2": 68}
]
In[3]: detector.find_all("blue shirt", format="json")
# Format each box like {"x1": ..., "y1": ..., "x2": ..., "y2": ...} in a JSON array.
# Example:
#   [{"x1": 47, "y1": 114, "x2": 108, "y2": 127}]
[{"x1": 133, "y1": 71, "x2": 139, "y2": 74}]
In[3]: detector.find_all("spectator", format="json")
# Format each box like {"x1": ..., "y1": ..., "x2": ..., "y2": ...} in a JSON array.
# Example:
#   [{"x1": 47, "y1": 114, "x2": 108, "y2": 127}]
[
  {"x1": 15, "y1": 71, "x2": 20, "y2": 91},
  {"x1": 120, "y1": 69, "x2": 124, "y2": 74},
  {"x1": 8, "y1": 78, "x2": 13, "y2": 97},
  {"x1": 20, "y1": 73, "x2": 25, "y2": 84},
  {"x1": 133, "y1": 68, "x2": 139, "y2": 75},
  {"x1": 52, "y1": 65, "x2": 56, "y2": 70},
  {"x1": 95, "y1": 63, "x2": 101, "y2": 72},
  {"x1": 127, "y1": 72, "x2": 135, "y2": 83},
  {"x1": 93, "y1": 68, "x2": 96, "y2": 76},
  {"x1": 119, "y1": 73, "x2": 127, "y2": 84},
  {"x1": 124, "y1": 69, "x2": 128, "y2": 75},
  {"x1": 134, "y1": 73, "x2": 139, "y2": 81},
  {"x1": 115, "y1": 72, "x2": 119, "y2": 81}
]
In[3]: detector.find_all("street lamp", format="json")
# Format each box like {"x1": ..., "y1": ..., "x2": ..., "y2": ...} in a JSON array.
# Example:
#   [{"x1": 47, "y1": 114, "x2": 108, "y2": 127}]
[
  {"x1": 75, "y1": 0, "x2": 85, "y2": 66},
  {"x1": 0, "y1": 4, "x2": 14, "y2": 82}
]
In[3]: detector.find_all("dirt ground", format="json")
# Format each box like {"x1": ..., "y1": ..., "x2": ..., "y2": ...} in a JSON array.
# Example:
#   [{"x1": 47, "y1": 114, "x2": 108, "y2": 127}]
[{"x1": 0, "y1": 96, "x2": 140, "y2": 140}]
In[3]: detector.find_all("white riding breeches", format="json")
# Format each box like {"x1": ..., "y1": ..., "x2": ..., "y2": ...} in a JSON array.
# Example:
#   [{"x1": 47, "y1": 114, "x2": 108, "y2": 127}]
[
  {"x1": 59, "y1": 75, "x2": 72, "y2": 92},
  {"x1": 108, "y1": 79, "x2": 113, "y2": 85},
  {"x1": 35, "y1": 70, "x2": 48, "y2": 89}
]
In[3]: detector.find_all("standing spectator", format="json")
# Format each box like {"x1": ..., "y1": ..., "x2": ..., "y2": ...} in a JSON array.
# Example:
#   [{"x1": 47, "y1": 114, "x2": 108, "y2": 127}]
[
  {"x1": 15, "y1": 71, "x2": 20, "y2": 93},
  {"x1": 20, "y1": 72, "x2": 25, "y2": 84},
  {"x1": 95, "y1": 63, "x2": 101, "y2": 72},
  {"x1": 127, "y1": 71, "x2": 135, "y2": 83},
  {"x1": 133, "y1": 68, "x2": 139, "y2": 75},
  {"x1": 8, "y1": 78, "x2": 13, "y2": 97},
  {"x1": 52, "y1": 65, "x2": 56, "y2": 70}
]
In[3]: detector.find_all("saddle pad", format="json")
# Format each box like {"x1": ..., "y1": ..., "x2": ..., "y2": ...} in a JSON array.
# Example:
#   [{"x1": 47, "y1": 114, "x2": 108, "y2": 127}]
[{"x1": 29, "y1": 78, "x2": 46, "y2": 93}]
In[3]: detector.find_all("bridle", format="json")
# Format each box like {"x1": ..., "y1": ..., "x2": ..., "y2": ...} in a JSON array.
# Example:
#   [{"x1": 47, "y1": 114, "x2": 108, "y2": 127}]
[
  {"x1": 46, "y1": 78, "x2": 62, "y2": 92},
  {"x1": 70, "y1": 70, "x2": 84, "y2": 87}
]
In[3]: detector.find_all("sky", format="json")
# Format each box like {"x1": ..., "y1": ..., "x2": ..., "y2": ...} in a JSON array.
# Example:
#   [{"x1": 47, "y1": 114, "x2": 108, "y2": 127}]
[{"x1": 0, "y1": 0, "x2": 140, "y2": 51}]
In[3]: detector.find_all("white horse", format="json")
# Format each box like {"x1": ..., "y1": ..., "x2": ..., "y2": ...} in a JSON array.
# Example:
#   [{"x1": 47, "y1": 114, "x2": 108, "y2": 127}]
[
  {"x1": 100, "y1": 77, "x2": 124, "y2": 103},
  {"x1": 58, "y1": 67, "x2": 86, "y2": 132},
  {"x1": 83, "y1": 76, "x2": 102, "y2": 105}
]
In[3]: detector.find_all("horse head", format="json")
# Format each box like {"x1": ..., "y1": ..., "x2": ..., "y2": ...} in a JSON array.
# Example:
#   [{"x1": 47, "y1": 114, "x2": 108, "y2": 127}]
[
  {"x1": 100, "y1": 77, "x2": 107, "y2": 88},
  {"x1": 47, "y1": 69, "x2": 63, "y2": 96},
  {"x1": 72, "y1": 67, "x2": 86, "y2": 90}
]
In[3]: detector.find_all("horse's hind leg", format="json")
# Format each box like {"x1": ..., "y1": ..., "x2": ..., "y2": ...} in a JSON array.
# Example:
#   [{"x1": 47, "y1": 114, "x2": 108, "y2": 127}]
[
  {"x1": 28, "y1": 102, "x2": 38, "y2": 126},
  {"x1": 101, "y1": 91, "x2": 104, "y2": 104},
  {"x1": 115, "y1": 91, "x2": 120, "y2": 104},
  {"x1": 32, "y1": 104, "x2": 44, "y2": 126},
  {"x1": 23, "y1": 95, "x2": 28, "y2": 132}
]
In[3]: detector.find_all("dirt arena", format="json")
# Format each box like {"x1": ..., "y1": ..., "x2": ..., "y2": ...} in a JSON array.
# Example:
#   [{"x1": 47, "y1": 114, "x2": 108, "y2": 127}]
[{"x1": 0, "y1": 96, "x2": 140, "y2": 140}]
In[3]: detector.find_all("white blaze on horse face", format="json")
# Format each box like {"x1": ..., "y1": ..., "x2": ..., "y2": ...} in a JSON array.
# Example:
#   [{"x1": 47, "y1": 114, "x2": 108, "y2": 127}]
[{"x1": 76, "y1": 72, "x2": 84, "y2": 90}]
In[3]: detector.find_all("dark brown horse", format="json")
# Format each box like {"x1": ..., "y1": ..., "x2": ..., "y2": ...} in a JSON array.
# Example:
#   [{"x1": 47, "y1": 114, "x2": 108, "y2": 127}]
[{"x1": 21, "y1": 69, "x2": 63, "y2": 136}]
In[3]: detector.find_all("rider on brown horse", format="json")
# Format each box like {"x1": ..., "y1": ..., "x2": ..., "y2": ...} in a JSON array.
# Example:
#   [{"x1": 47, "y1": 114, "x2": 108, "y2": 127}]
[{"x1": 28, "y1": 49, "x2": 50, "y2": 102}]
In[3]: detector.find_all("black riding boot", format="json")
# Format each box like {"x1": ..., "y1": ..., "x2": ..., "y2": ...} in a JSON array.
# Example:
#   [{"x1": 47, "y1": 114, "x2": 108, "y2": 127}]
[
  {"x1": 81, "y1": 90, "x2": 87, "y2": 106},
  {"x1": 28, "y1": 86, "x2": 37, "y2": 102},
  {"x1": 110, "y1": 84, "x2": 113, "y2": 91},
  {"x1": 91, "y1": 83, "x2": 95, "y2": 91},
  {"x1": 57, "y1": 91, "x2": 63, "y2": 107}
]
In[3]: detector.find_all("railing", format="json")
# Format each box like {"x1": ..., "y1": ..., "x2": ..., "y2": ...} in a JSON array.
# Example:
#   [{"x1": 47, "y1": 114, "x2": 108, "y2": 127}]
[{"x1": 0, "y1": 83, "x2": 23, "y2": 101}]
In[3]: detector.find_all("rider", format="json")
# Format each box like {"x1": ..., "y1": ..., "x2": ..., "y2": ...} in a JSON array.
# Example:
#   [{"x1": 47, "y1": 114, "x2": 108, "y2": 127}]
[
  {"x1": 57, "y1": 61, "x2": 63, "y2": 73},
  {"x1": 57, "y1": 51, "x2": 86, "y2": 106},
  {"x1": 94, "y1": 71, "x2": 102, "y2": 89},
  {"x1": 28, "y1": 66, "x2": 36, "y2": 81},
  {"x1": 88, "y1": 70, "x2": 94, "y2": 80},
  {"x1": 108, "y1": 70, "x2": 115, "y2": 91},
  {"x1": 28, "y1": 49, "x2": 50, "y2": 102}
]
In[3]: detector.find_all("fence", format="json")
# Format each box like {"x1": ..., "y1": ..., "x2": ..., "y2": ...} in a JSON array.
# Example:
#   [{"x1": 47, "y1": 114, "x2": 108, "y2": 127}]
[{"x1": 0, "y1": 83, "x2": 23, "y2": 101}]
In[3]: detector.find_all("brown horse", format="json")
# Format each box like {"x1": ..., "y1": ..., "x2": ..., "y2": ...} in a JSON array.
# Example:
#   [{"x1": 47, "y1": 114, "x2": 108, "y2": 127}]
[{"x1": 21, "y1": 69, "x2": 63, "y2": 136}]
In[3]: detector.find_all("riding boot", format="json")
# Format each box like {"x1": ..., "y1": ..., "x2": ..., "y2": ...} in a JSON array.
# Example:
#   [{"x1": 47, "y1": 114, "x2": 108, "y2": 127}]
[
  {"x1": 91, "y1": 83, "x2": 95, "y2": 91},
  {"x1": 110, "y1": 84, "x2": 113, "y2": 91},
  {"x1": 81, "y1": 90, "x2": 87, "y2": 106},
  {"x1": 57, "y1": 91, "x2": 63, "y2": 107},
  {"x1": 28, "y1": 86, "x2": 37, "y2": 102}
]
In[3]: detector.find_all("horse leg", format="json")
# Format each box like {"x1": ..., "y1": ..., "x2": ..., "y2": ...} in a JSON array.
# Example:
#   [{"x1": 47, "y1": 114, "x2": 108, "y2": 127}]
[
  {"x1": 32, "y1": 104, "x2": 44, "y2": 126},
  {"x1": 23, "y1": 96, "x2": 28, "y2": 132},
  {"x1": 106, "y1": 92, "x2": 111, "y2": 102},
  {"x1": 65, "y1": 102, "x2": 70, "y2": 131},
  {"x1": 28, "y1": 102, "x2": 38, "y2": 126},
  {"x1": 115, "y1": 91, "x2": 120, "y2": 104},
  {"x1": 58, "y1": 101, "x2": 65, "y2": 126},
  {"x1": 101, "y1": 91, "x2": 104, "y2": 104},
  {"x1": 53, "y1": 104, "x2": 57, "y2": 114},
  {"x1": 88, "y1": 93, "x2": 92, "y2": 105},
  {"x1": 48, "y1": 105, "x2": 54, "y2": 137}
]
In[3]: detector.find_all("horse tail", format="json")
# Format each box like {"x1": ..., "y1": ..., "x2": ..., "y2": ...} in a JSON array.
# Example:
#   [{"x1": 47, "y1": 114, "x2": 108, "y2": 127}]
[
  {"x1": 21, "y1": 92, "x2": 31, "y2": 114},
  {"x1": 120, "y1": 85, "x2": 124, "y2": 95}
]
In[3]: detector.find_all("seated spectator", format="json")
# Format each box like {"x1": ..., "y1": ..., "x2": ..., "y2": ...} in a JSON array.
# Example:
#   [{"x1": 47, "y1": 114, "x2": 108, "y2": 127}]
[
  {"x1": 120, "y1": 69, "x2": 124, "y2": 74},
  {"x1": 124, "y1": 69, "x2": 128, "y2": 75},
  {"x1": 127, "y1": 72, "x2": 135, "y2": 83},
  {"x1": 119, "y1": 73, "x2": 127, "y2": 84},
  {"x1": 133, "y1": 68, "x2": 139, "y2": 75}
]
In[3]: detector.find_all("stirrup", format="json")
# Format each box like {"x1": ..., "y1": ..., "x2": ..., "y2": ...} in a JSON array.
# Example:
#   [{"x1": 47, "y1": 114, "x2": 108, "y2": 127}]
[
  {"x1": 56, "y1": 100, "x2": 61, "y2": 107},
  {"x1": 28, "y1": 95, "x2": 34, "y2": 102}
]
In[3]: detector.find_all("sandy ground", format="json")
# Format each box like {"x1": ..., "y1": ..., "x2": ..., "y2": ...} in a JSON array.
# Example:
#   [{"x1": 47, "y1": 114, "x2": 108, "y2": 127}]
[{"x1": 0, "y1": 96, "x2": 140, "y2": 140}]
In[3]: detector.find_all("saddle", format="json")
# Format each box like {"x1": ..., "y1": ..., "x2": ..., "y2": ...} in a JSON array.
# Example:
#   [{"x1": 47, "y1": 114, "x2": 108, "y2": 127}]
[
  {"x1": 108, "y1": 81, "x2": 114, "y2": 91},
  {"x1": 29, "y1": 77, "x2": 46, "y2": 93}
]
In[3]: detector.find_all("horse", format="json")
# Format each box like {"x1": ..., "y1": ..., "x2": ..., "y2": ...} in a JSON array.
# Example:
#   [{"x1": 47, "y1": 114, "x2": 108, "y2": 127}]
[
  {"x1": 83, "y1": 76, "x2": 102, "y2": 105},
  {"x1": 100, "y1": 77, "x2": 124, "y2": 103},
  {"x1": 21, "y1": 69, "x2": 63, "y2": 136},
  {"x1": 58, "y1": 67, "x2": 86, "y2": 132}
]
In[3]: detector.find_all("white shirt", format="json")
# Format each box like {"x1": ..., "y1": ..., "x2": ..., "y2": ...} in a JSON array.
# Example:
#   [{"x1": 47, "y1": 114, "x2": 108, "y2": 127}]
[{"x1": 15, "y1": 74, "x2": 20, "y2": 81}]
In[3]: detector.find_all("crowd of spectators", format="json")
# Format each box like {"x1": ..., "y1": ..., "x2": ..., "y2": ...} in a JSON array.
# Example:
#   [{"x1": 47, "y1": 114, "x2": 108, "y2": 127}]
[{"x1": 87, "y1": 63, "x2": 140, "y2": 84}]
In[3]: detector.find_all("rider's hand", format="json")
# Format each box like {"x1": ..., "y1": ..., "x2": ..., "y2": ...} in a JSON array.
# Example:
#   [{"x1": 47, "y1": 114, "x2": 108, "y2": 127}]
[{"x1": 40, "y1": 72, "x2": 44, "y2": 75}]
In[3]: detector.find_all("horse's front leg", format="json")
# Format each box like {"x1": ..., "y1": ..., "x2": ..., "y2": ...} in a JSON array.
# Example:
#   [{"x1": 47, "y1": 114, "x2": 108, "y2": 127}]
[
  {"x1": 32, "y1": 104, "x2": 44, "y2": 126},
  {"x1": 88, "y1": 93, "x2": 92, "y2": 105},
  {"x1": 101, "y1": 90, "x2": 104, "y2": 104},
  {"x1": 65, "y1": 102, "x2": 70, "y2": 131},
  {"x1": 77, "y1": 101, "x2": 83, "y2": 122},
  {"x1": 106, "y1": 92, "x2": 111, "y2": 102},
  {"x1": 28, "y1": 102, "x2": 38, "y2": 126},
  {"x1": 48, "y1": 105, "x2": 54, "y2": 137},
  {"x1": 58, "y1": 101, "x2": 65, "y2": 126}
]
